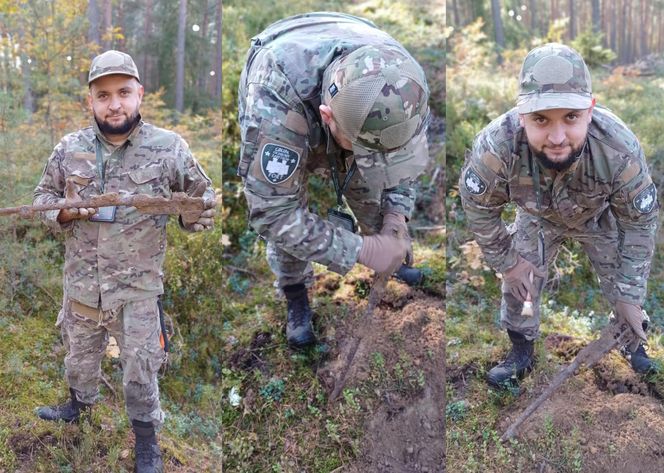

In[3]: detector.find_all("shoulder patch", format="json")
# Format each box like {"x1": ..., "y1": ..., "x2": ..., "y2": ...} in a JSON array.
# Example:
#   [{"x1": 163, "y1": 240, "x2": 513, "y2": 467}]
[
  {"x1": 260, "y1": 142, "x2": 301, "y2": 184},
  {"x1": 633, "y1": 182, "x2": 657, "y2": 214},
  {"x1": 463, "y1": 167, "x2": 487, "y2": 195}
]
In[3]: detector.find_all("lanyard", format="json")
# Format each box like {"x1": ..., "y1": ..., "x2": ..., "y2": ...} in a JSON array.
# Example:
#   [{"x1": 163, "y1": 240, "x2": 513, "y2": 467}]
[
  {"x1": 328, "y1": 156, "x2": 357, "y2": 208},
  {"x1": 95, "y1": 138, "x2": 128, "y2": 193},
  {"x1": 325, "y1": 127, "x2": 357, "y2": 209},
  {"x1": 529, "y1": 153, "x2": 546, "y2": 267}
]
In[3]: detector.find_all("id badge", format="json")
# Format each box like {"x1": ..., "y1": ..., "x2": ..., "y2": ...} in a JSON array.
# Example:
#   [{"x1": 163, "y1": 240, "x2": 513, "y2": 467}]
[
  {"x1": 89, "y1": 206, "x2": 117, "y2": 223},
  {"x1": 328, "y1": 208, "x2": 356, "y2": 233}
]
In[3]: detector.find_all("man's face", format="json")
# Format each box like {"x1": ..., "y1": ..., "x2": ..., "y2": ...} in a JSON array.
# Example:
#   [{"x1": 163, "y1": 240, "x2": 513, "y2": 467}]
[
  {"x1": 88, "y1": 74, "x2": 144, "y2": 137},
  {"x1": 519, "y1": 107, "x2": 593, "y2": 171}
]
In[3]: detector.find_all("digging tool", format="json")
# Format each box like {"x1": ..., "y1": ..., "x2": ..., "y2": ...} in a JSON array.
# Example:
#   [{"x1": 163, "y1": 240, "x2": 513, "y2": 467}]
[
  {"x1": 0, "y1": 192, "x2": 207, "y2": 221},
  {"x1": 500, "y1": 321, "x2": 634, "y2": 442},
  {"x1": 328, "y1": 228, "x2": 410, "y2": 404}
]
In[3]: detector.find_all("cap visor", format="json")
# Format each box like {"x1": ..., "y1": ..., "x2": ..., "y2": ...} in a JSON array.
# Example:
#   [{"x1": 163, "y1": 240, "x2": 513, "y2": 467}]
[
  {"x1": 88, "y1": 71, "x2": 141, "y2": 84},
  {"x1": 517, "y1": 93, "x2": 592, "y2": 114}
]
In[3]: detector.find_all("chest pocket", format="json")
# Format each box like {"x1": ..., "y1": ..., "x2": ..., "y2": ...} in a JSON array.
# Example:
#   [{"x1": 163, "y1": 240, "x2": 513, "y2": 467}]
[
  {"x1": 128, "y1": 166, "x2": 168, "y2": 196},
  {"x1": 63, "y1": 152, "x2": 98, "y2": 199},
  {"x1": 571, "y1": 193, "x2": 608, "y2": 210},
  {"x1": 509, "y1": 184, "x2": 551, "y2": 213}
]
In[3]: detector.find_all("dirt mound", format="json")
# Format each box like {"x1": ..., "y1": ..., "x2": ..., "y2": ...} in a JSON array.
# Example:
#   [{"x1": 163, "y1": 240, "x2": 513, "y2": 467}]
[
  {"x1": 499, "y1": 334, "x2": 664, "y2": 473},
  {"x1": 318, "y1": 274, "x2": 445, "y2": 473}
]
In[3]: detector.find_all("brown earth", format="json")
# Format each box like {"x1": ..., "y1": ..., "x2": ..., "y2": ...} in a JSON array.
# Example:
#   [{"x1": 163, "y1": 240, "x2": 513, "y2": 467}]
[
  {"x1": 497, "y1": 333, "x2": 664, "y2": 473},
  {"x1": 317, "y1": 271, "x2": 445, "y2": 473}
]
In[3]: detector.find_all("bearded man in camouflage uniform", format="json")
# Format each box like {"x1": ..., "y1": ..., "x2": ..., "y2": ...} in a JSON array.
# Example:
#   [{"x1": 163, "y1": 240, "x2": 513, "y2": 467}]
[
  {"x1": 33, "y1": 50, "x2": 215, "y2": 472},
  {"x1": 237, "y1": 12, "x2": 431, "y2": 348},
  {"x1": 459, "y1": 43, "x2": 659, "y2": 389}
]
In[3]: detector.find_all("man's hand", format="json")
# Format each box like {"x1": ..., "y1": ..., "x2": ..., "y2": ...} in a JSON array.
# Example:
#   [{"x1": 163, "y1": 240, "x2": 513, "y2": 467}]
[
  {"x1": 182, "y1": 197, "x2": 217, "y2": 232},
  {"x1": 358, "y1": 233, "x2": 409, "y2": 275},
  {"x1": 380, "y1": 212, "x2": 412, "y2": 265},
  {"x1": 503, "y1": 255, "x2": 546, "y2": 302},
  {"x1": 615, "y1": 301, "x2": 648, "y2": 351},
  {"x1": 57, "y1": 177, "x2": 96, "y2": 223}
]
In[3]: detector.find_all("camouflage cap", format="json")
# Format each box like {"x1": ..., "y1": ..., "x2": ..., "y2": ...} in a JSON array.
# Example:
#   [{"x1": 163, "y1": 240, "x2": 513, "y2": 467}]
[
  {"x1": 517, "y1": 43, "x2": 592, "y2": 114},
  {"x1": 88, "y1": 50, "x2": 140, "y2": 84},
  {"x1": 321, "y1": 44, "x2": 429, "y2": 185}
]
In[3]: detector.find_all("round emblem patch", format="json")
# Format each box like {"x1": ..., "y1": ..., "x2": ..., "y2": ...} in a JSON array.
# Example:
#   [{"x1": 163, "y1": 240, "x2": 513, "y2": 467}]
[
  {"x1": 464, "y1": 168, "x2": 487, "y2": 195},
  {"x1": 260, "y1": 143, "x2": 300, "y2": 184},
  {"x1": 633, "y1": 182, "x2": 657, "y2": 214}
]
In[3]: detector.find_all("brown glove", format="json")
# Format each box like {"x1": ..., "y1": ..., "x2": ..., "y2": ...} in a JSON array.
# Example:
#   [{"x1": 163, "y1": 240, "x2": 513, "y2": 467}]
[
  {"x1": 181, "y1": 182, "x2": 216, "y2": 231},
  {"x1": 57, "y1": 177, "x2": 97, "y2": 223},
  {"x1": 358, "y1": 233, "x2": 409, "y2": 275},
  {"x1": 380, "y1": 212, "x2": 412, "y2": 266},
  {"x1": 503, "y1": 255, "x2": 546, "y2": 302},
  {"x1": 615, "y1": 301, "x2": 648, "y2": 351}
]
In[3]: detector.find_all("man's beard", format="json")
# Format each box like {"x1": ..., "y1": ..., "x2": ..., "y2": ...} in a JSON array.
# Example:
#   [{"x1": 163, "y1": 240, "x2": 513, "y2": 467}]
[
  {"x1": 532, "y1": 142, "x2": 585, "y2": 171},
  {"x1": 95, "y1": 110, "x2": 140, "y2": 136}
]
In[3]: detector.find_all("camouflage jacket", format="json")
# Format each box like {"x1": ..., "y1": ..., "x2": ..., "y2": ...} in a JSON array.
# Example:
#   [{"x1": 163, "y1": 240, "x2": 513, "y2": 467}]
[
  {"x1": 34, "y1": 119, "x2": 214, "y2": 311},
  {"x1": 237, "y1": 12, "x2": 425, "y2": 275},
  {"x1": 460, "y1": 106, "x2": 659, "y2": 304}
]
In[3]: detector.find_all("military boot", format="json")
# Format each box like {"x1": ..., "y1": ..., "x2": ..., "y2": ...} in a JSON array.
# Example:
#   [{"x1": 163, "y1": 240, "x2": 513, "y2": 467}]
[
  {"x1": 487, "y1": 330, "x2": 535, "y2": 389},
  {"x1": 36, "y1": 388, "x2": 90, "y2": 423},
  {"x1": 394, "y1": 264, "x2": 424, "y2": 287},
  {"x1": 629, "y1": 344, "x2": 657, "y2": 374},
  {"x1": 132, "y1": 420, "x2": 164, "y2": 473},
  {"x1": 283, "y1": 283, "x2": 316, "y2": 348}
]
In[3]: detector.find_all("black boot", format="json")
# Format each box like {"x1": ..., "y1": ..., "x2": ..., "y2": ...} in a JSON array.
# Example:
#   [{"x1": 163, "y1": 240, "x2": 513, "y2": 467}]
[
  {"x1": 36, "y1": 388, "x2": 90, "y2": 423},
  {"x1": 487, "y1": 330, "x2": 535, "y2": 389},
  {"x1": 133, "y1": 420, "x2": 164, "y2": 473},
  {"x1": 630, "y1": 344, "x2": 656, "y2": 374},
  {"x1": 283, "y1": 283, "x2": 316, "y2": 348},
  {"x1": 394, "y1": 264, "x2": 424, "y2": 287}
]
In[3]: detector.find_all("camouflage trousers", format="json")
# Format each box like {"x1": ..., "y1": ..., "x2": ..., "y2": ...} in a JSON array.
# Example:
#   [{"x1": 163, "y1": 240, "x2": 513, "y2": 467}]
[
  {"x1": 501, "y1": 208, "x2": 618, "y2": 340},
  {"x1": 58, "y1": 296, "x2": 166, "y2": 427},
  {"x1": 267, "y1": 168, "x2": 383, "y2": 289}
]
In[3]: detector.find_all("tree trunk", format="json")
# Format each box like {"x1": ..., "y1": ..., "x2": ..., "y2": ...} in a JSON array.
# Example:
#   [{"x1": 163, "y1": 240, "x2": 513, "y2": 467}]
[
  {"x1": 452, "y1": 0, "x2": 459, "y2": 26},
  {"x1": 87, "y1": 0, "x2": 101, "y2": 50},
  {"x1": 490, "y1": 0, "x2": 505, "y2": 64},
  {"x1": 591, "y1": 0, "x2": 601, "y2": 33},
  {"x1": 213, "y1": 0, "x2": 221, "y2": 100},
  {"x1": 611, "y1": 0, "x2": 617, "y2": 53},
  {"x1": 18, "y1": 12, "x2": 33, "y2": 118},
  {"x1": 550, "y1": 0, "x2": 556, "y2": 22},
  {"x1": 102, "y1": 0, "x2": 112, "y2": 50},
  {"x1": 569, "y1": 0, "x2": 576, "y2": 40},
  {"x1": 619, "y1": 0, "x2": 629, "y2": 64},
  {"x1": 529, "y1": 0, "x2": 537, "y2": 35},
  {"x1": 640, "y1": 0, "x2": 648, "y2": 57},
  {"x1": 197, "y1": 0, "x2": 209, "y2": 93},
  {"x1": 142, "y1": 0, "x2": 153, "y2": 89},
  {"x1": 175, "y1": 0, "x2": 187, "y2": 113},
  {"x1": 116, "y1": 0, "x2": 125, "y2": 50}
]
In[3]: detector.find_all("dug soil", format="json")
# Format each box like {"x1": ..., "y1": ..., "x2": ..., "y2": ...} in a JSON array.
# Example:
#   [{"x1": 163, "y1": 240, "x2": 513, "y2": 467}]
[
  {"x1": 316, "y1": 271, "x2": 445, "y2": 473},
  {"x1": 498, "y1": 332, "x2": 664, "y2": 473}
]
